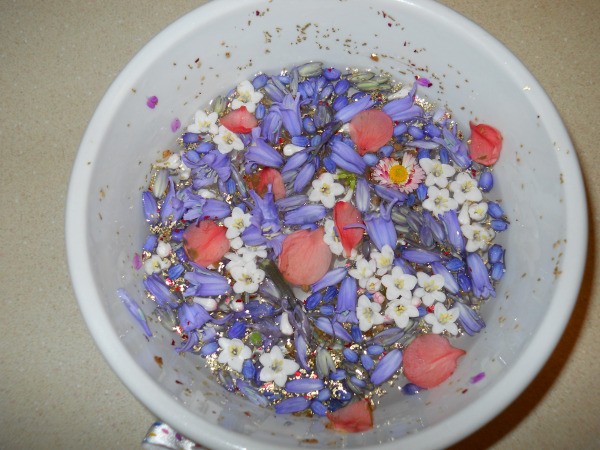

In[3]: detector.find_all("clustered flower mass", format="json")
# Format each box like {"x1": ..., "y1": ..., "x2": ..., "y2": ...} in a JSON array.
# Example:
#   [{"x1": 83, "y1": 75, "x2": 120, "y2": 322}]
[{"x1": 124, "y1": 62, "x2": 508, "y2": 427}]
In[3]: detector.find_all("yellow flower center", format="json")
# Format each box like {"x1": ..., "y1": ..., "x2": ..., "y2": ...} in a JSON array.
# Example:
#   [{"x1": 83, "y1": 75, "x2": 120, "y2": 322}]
[{"x1": 389, "y1": 164, "x2": 409, "y2": 184}]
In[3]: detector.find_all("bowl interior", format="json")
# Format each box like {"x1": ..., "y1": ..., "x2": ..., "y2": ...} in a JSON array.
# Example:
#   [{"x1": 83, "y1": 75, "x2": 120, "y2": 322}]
[{"x1": 67, "y1": 0, "x2": 586, "y2": 448}]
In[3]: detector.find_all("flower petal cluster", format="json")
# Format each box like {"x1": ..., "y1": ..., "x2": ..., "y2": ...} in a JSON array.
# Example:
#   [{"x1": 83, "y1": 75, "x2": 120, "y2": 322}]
[
  {"x1": 414, "y1": 272, "x2": 446, "y2": 307},
  {"x1": 424, "y1": 303, "x2": 460, "y2": 335},
  {"x1": 218, "y1": 338, "x2": 252, "y2": 372},
  {"x1": 231, "y1": 80, "x2": 264, "y2": 113},
  {"x1": 356, "y1": 295, "x2": 385, "y2": 331},
  {"x1": 259, "y1": 346, "x2": 299, "y2": 387},
  {"x1": 372, "y1": 154, "x2": 425, "y2": 193}
]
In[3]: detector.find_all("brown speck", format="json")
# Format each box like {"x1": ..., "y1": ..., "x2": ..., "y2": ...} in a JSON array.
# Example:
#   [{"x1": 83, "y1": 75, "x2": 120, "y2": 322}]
[
  {"x1": 370, "y1": 53, "x2": 379, "y2": 62},
  {"x1": 175, "y1": 380, "x2": 183, "y2": 385},
  {"x1": 244, "y1": 411, "x2": 251, "y2": 417},
  {"x1": 301, "y1": 438, "x2": 319, "y2": 444},
  {"x1": 462, "y1": 389, "x2": 468, "y2": 394},
  {"x1": 154, "y1": 356, "x2": 163, "y2": 368},
  {"x1": 225, "y1": 52, "x2": 231, "y2": 58}
]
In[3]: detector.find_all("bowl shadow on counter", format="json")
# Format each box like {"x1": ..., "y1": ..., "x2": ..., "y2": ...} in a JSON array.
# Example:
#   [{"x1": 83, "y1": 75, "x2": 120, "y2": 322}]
[{"x1": 448, "y1": 179, "x2": 595, "y2": 449}]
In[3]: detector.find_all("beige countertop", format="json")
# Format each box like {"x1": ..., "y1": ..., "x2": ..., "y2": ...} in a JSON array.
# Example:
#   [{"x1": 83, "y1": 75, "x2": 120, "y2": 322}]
[{"x1": 1, "y1": 1, "x2": 598, "y2": 448}]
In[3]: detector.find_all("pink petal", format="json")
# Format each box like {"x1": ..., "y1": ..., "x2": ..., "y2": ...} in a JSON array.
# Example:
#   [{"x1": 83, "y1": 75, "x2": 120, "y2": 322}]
[
  {"x1": 220, "y1": 106, "x2": 258, "y2": 134},
  {"x1": 326, "y1": 398, "x2": 373, "y2": 432},
  {"x1": 402, "y1": 334, "x2": 466, "y2": 389},
  {"x1": 171, "y1": 118, "x2": 181, "y2": 132},
  {"x1": 254, "y1": 168, "x2": 286, "y2": 200},
  {"x1": 349, "y1": 109, "x2": 393, "y2": 156},
  {"x1": 468, "y1": 122, "x2": 503, "y2": 166},
  {"x1": 278, "y1": 227, "x2": 332, "y2": 286},
  {"x1": 146, "y1": 96, "x2": 158, "y2": 109},
  {"x1": 183, "y1": 220, "x2": 230, "y2": 267},
  {"x1": 333, "y1": 201, "x2": 364, "y2": 257}
]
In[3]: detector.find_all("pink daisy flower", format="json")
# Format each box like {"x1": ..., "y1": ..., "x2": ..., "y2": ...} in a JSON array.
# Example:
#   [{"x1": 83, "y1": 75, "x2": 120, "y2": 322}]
[{"x1": 372, "y1": 154, "x2": 425, "y2": 193}]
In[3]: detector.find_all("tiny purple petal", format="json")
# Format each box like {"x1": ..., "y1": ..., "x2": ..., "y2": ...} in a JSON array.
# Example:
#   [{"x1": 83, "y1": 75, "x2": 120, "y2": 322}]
[
  {"x1": 275, "y1": 397, "x2": 311, "y2": 414},
  {"x1": 146, "y1": 95, "x2": 158, "y2": 109},
  {"x1": 370, "y1": 349, "x2": 402, "y2": 385},
  {"x1": 117, "y1": 288, "x2": 152, "y2": 337},
  {"x1": 178, "y1": 302, "x2": 211, "y2": 332},
  {"x1": 467, "y1": 253, "x2": 496, "y2": 299},
  {"x1": 285, "y1": 378, "x2": 325, "y2": 393},
  {"x1": 171, "y1": 118, "x2": 181, "y2": 132},
  {"x1": 401, "y1": 248, "x2": 443, "y2": 264},
  {"x1": 312, "y1": 267, "x2": 348, "y2": 292},
  {"x1": 132, "y1": 253, "x2": 142, "y2": 270},
  {"x1": 470, "y1": 372, "x2": 486, "y2": 384}
]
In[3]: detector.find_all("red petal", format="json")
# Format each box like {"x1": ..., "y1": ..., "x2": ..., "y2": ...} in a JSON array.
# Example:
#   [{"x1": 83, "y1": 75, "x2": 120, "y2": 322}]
[
  {"x1": 333, "y1": 201, "x2": 364, "y2": 257},
  {"x1": 403, "y1": 334, "x2": 466, "y2": 389},
  {"x1": 349, "y1": 109, "x2": 393, "y2": 156},
  {"x1": 278, "y1": 227, "x2": 332, "y2": 286},
  {"x1": 182, "y1": 220, "x2": 230, "y2": 267},
  {"x1": 220, "y1": 106, "x2": 258, "y2": 134},
  {"x1": 326, "y1": 399, "x2": 373, "y2": 432},
  {"x1": 255, "y1": 168, "x2": 286, "y2": 200},
  {"x1": 468, "y1": 122, "x2": 503, "y2": 166}
]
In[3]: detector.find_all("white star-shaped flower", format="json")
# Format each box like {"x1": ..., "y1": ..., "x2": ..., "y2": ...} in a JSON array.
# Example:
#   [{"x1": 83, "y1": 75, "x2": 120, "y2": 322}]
[
  {"x1": 424, "y1": 303, "x2": 460, "y2": 335},
  {"x1": 259, "y1": 345, "x2": 299, "y2": 387},
  {"x1": 364, "y1": 276, "x2": 381, "y2": 294},
  {"x1": 143, "y1": 254, "x2": 171, "y2": 275},
  {"x1": 308, "y1": 172, "x2": 345, "y2": 208},
  {"x1": 224, "y1": 207, "x2": 252, "y2": 239},
  {"x1": 218, "y1": 338, "x2": 252, "y2": 372},
  {"x1": 356, "y1": 295, "x2": 385, "y2": 332},
  {"x1": 468, "y1": 202, "x2": 488, "y2": 222},
  {"x1": 419, "y1": 158, "x2": 456, "y2": 188},
  {"x1": 229, "y1": 261, "x2": 265, "y2": 294},
  {"x1": 449, "y1": 172, "x2": 483, "y2": 205},
  {"x1": 422, "y1": 186, "x2": 459, "y2": 216},
  {"x1": 461, "y1": 223, "x2": 495, "y2": 252},
  {"x1": 381, "y1": 266, "x2": 418, "y2": 300},
  {"x1": 385, "y1": 297, "x2": 420, "y2": 329},
  {"x1": 348, "y1": 257, "x2": 376, "y2": 288},
  {"x1": 213, "y1": 125, "x2": 244, "y2": 154},
  {"x1": 187, "y1": 110, "x2": 219, "y2": 135},
  {"x1": 414, "y1": 272, "x2": 446, "y2": 307},
  {"x1": 370, "y1": 244, "x2": 395, "y2": 276},
  {"x1": 231, "y1": 80, "x2": 263, "y2": 113}
]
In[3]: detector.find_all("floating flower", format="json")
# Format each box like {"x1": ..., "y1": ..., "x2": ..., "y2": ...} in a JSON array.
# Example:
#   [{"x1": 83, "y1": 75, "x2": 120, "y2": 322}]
[
  {"x1": 224, "y1": 207, "x2": 252, "y2": 239},
  {"x1": 218, "y1": 338, "x2": 252, "y2": 373},
  {"x1": 213, "y1": 125, "x2": 244, "y2": 154},
  {"x1": 323, "y1": 219, "x2": 344, "y2": 256},
  {"x1": 422, "y1": 186, "x2": 459, "y2": 216},
  {"x1": 461, "y1": 223, "x2": 495, "y2": 252},
  {"x1": 424, "y1": 303, "x2": 460, "y2": 335},
  {"x1": 356, "y1": 295, "x2": 385, "y2": 332},
  {"x1": 259, "y1": 345, "x2": 299, "y2": 387},
  {"x1": 364, "y1": 276, "x2": 381, "y2": 293},
  {"x1": 183, "y1": 220, "x2": 230, "y2": 267},
  {"x1": 333, "y1": 201, "x2": 364, "y2": 257},
  {"x1": 309, "y1": 172, "x2": 345, "y2": 208},
  {"x1": 278, "y1": 227, "x2": 333, "y2": 286},
  {"x1": 419, "y1": 157, "x2": 455, "y2": 188},
  {"x1": 381, "y1": 266, "x2": 417, "y2": 300},
  {"x1": 348, "y1": 109, "x2": 394, "y2": 155},
  {"x1": 372, "y1": 154, "x2": 425, "y2": 193},
  {"x1": 449, "y1": 172, "x2": 483, "y2": 205},
  {"x1": 385, "y1": 297, "x2": 419, "y2": 329},
  {"x1": 187, "y1": 109, "x2": 218, "y2": 135},
  {"x1": 414, "y1": 272, "x2": 446, "y2": 307},
  {"x1": 143, "y1": 254, "x2": 171, "y2": 275},
  {"x1": 370, "y1": 244, "x2": 395, "y2": 276},
  {"x1": 231, "y1": 80, "x2": 264, "y2": 113},
  {"x1": 468, "y1": 202, "x2": 488, "y2": 222},
  {"x1": 348, "y1": 256, "x2": 376, "y2": 288},
  {"x1": 146, "y1": 95, "x2": 158, "y2": 109},
  {"x1": 468, "y1": 122, "x2": 503, "y2": 166},
  {"x1": 229, "y1": 261, "x2": 266, "y2": 294}
]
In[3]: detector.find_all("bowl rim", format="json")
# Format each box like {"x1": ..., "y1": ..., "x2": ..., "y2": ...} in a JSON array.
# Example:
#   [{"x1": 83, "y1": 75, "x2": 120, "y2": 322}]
[{"x1": 66, "y1": 0, "x2": 588, "y2": 448}]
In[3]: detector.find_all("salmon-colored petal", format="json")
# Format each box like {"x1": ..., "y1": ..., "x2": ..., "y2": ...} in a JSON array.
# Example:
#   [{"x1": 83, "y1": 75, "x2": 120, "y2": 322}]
[
  {"x1": 403, "y1": 334, "x2": 466, "y2": 389},
  {"x1": 333, "y1": 201, "x2": 364, "y2": 257},
  {"x1": 278, "y1": 227, "x2": 332, "y2": 286},
  {"x1": 468, "y1": 122, "x2": 503, "y2": 166},
  {"x1": 183, "y1": 220, "x2": 230, "y2": 267},
  {"x1": 255, "y1": 168, "x2": 286, "y2": 200},
  {"x1": 326, "y1": 398, "x2": 373, "y2": 432},
  {"x1": 220, "y1": 106, "x2": 258, "y2": 134},
  {"x1": 349, "y1": 109, "x2": 393, "y2": 156}
]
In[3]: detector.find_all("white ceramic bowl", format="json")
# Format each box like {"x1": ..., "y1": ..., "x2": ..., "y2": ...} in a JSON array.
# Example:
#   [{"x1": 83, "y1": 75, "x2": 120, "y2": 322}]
[{"x1": 66, "y1": 0, "x2": 587, "y2": 448}]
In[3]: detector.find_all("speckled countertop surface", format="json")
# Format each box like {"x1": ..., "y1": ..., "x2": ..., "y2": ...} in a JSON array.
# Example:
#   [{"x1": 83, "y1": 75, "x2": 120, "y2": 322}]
[{"x1": 1, "y1": 1, "x2": 598, "y2": 448}]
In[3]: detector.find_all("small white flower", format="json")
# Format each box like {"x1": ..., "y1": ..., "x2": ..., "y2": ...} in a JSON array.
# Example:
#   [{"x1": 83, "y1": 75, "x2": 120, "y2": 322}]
[
  {"x1": 468, "y1": 202, "x2": 488, "y2": 222},
  {"x1": 224, "y1": 207, "x2": 252, "y2": 239},
  {"x1": 283, "y1": 143, "x2": 305, "y2": 157},
  {"x1": 230, "y1": 298, "x2": 245, "y2": 312},
  {"x1": 155, "y1": 241, "x2": 172, "y2": 258},
  {"x1": 308, "y1": 172, "x2": 345, "y2": 208},
  {"x1": 461, "y1": 223, "x2": 495, "y2": 252},
  {"x1": 419, "y1": 158, "x2": 456, "y2": 188},
  {"x1": 424, "y1": 303, "x2": 460, "y2": 335},
  {"x1": 213, "y1": 125, "x2": 244, "y2": 154},
  {"x1": 364, "y1": 276, "x2": 381, "y2": 293},
  {"x1": 323, "y1": 219, "x2": 343, "y2": 255},
  {"x1": 381, "y1": 266, "x2": 418, "y2": 300},
  {"x1": 218, "y1": 338, "x2": 252, "y2": 372},
  {"x1": 229, "y1": 261, "x2": 265, "y2": 294},
  {"x1": 422, "y1": 186, "x2": 459, "y2": 216},
  {"x1": 238, "y1": 245, "x2": 268, "y2": 261},
  {"x1": 449, "y1": 172, "x2": 483, "y2": 205},
  {"x1": 414, "y1": 272, "x2": 446, "y2": 307},
  {"x1": 143, "y1": 254, "x2": 170, "y2": 275},
  {"x1": 370, "y1": 245, "x2": 395, "y2": 276},
  {"x1": 230, "y1": 237, "x2": 244, "y2": 250},
  {"x1": 188, "y1": 110, "x2": 219, "y2": 135},
  {"x1": 193, "y1": 297, "x2": 218, "y2": 312},
  {"x1": 259, "y1": 345, "x2": 299, "y2": 387},
  {"x1": 348, "y1": 257, "x2": 377, "y2": 288},
  {"x1": 385, "y1": 297, "x2": 420, "y2": 329},
  {"x1": 356, "y1": 295, "x2": 385, "y2": 332},
  {"x1": 231, "y1": 80, "x2": 263, "y2": 113}
]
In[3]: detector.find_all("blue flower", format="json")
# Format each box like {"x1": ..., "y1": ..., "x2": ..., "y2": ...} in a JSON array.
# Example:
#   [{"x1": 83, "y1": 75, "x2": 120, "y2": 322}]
[
  {"x1": 178, "y1": 302, "x2": 212, "y2": 332},
  {"x1": 183, "y1": 268, "x2": 230, "y2": 297},
  {"x1": 160, "y1": 178, "x2": 184, "y2": 224},
  {"x1": 455, "y1": 301, "x2": 486, "y2": 335},
  {"x1": 283, "y1": 204, "x2": 327, "y2": 226},
  {"x1": 334, "y1": 94, "x2": 374, "y2": 123},
  {"x1": 143, "y1": 274, "x2": 179, "y2": 308},
  {"x1": 466, "y1": 253, "x2": 496, "y2": 299},
  {"x1": 335, "y1": 276, "x2": 358, "y2": 324},
  {"x1": 245, "y1": 128, "x2": 283, "y2": 169},
  {"x1": 116, "y1": 288, "x2": 152, "y2": 337},
  {"x1": 370, "y1": 349, "x2": 402, "y2": 385},
  {"x1": 142, "y1": 191, "x2": 159, "y2": 224},
  {"x1": 271, "y1": 94, "x2": 303, "y2": 137},
  {"x1": 365, "y1": 210, "x2": 397, "y2": 251}
]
